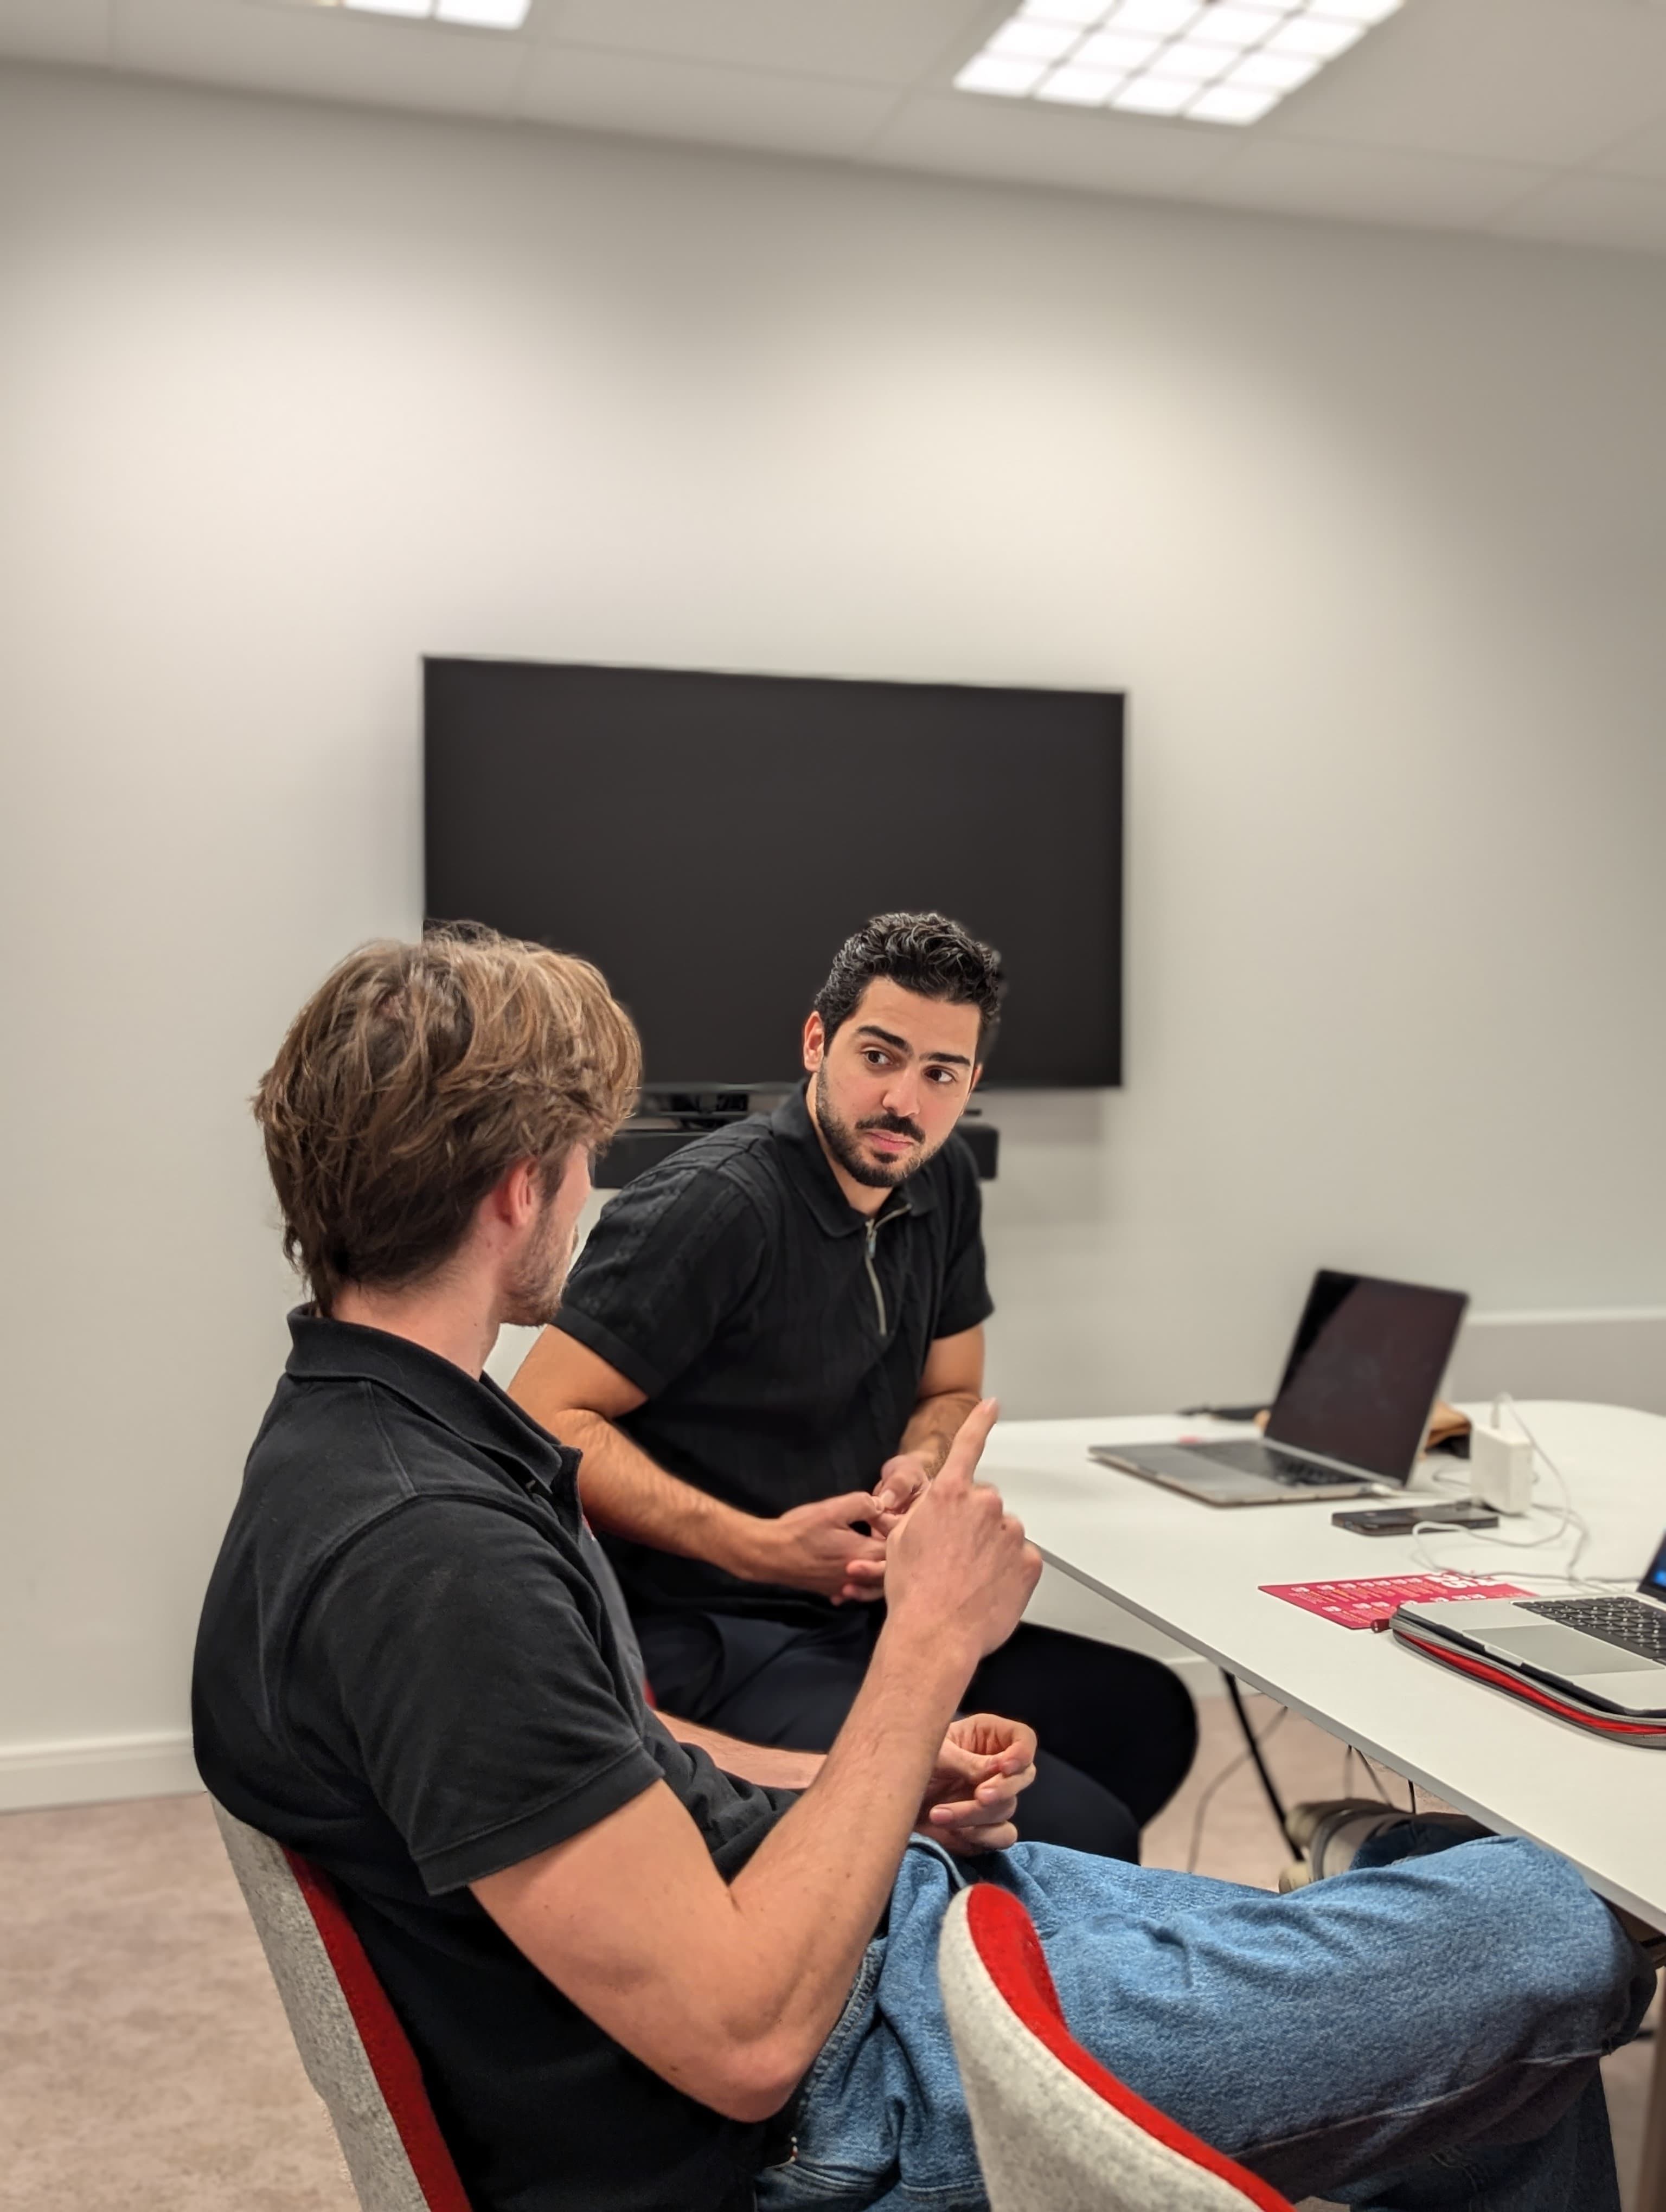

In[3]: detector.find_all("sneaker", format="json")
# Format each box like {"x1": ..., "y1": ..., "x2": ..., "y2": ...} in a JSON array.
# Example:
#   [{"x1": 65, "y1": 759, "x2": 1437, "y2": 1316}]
[
  {"x1": 1278, "y1": 1802, "x2": 1666, "y2": 1970},
  {"x1": 1276, "y1": 1798, "x2": 1485, "y2": 1893}
]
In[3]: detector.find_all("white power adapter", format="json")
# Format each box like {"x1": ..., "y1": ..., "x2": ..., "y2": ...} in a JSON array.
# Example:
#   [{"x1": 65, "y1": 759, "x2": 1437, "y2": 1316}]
[{"x1": 1470, "y1": 1416, "x2": 1536, "y2": 1515}]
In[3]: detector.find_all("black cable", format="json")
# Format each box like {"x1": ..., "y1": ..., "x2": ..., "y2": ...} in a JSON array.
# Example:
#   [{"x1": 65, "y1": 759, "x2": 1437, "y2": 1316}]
[
  {"x1": 1223, "y1": 1673, "x2": 1289, "y2": 1835},
  {"x1": 1356, "y1": 1746, "x2": 1417, "y2": 1817}
]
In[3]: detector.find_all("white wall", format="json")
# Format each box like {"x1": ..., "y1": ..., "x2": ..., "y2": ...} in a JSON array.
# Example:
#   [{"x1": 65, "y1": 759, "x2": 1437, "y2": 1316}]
[{"x1": 4, "y1": 61, "x2": 1665, "y2": 1804}]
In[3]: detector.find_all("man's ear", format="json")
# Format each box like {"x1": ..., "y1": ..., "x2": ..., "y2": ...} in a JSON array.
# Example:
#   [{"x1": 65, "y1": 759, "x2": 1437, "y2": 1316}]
[
  {"x1": 490, "y1": 1157, "x2": 543, "y2": 1231},
  {"x1": 802, "y1": 1011, "x2": 826, "y2": 1075}
]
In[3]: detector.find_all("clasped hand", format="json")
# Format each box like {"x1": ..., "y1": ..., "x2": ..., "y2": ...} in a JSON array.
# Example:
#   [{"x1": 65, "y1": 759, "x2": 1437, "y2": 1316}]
[
  {"x1": 915, "y1": 1713, "x2": 1039, "y2": 1855},
  {"x1": 759, "y1": 1452, "x2": 930, "y2": 1604}
]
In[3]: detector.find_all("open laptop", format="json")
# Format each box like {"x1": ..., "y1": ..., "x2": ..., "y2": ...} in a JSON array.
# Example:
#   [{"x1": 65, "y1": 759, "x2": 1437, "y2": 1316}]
[
  {"x1": 1090, "y1": 1269, "x2": 1469, "y2": 1507},
  {"x1": 1395, "y1": 1533, "x2": 1666, "y2": 1716}
]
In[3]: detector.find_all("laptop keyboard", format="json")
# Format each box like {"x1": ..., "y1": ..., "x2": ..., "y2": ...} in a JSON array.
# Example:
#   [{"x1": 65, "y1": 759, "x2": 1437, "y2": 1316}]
[
  {"x1": 1520, "y1": 1597, "x2": 1666, "y2": 1663},
  {"x1": 1200, "y1": 1441, "x2": 1362, "y2": 1487}
]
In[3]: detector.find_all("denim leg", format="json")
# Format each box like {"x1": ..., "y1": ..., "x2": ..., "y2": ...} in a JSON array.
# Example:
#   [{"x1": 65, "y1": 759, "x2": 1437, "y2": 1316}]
[
  {"x1": 1330, "y1": 2070, "x2": 1622, "y2": 2212},
  {"x1": 757, "y1": 1834, "x2": 1652, "y2": 2212}
]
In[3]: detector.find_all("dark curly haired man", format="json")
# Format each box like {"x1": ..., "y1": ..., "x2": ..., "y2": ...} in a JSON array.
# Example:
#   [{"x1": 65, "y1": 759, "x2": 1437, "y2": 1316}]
[{"x1": 512, "y1": 911, "x2": 1197, "y2": 1861}]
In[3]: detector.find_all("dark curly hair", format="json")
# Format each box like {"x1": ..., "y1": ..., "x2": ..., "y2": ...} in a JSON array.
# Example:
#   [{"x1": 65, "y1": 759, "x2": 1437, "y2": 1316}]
[{"x1": 812, "y1": 911, "x2": 1004, "y2": 1056}]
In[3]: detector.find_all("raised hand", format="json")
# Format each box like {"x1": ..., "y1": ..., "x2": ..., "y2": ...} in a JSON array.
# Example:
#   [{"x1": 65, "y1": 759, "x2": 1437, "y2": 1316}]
[{"x1": 885, "y1": 1400, "x2": 1040, "y2": 1666}]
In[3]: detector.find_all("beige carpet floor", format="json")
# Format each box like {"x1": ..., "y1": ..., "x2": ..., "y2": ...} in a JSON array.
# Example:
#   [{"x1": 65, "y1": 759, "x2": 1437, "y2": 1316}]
[{"x1": 0, "y1": 1692, "x2": 1655, "y2": 2210}]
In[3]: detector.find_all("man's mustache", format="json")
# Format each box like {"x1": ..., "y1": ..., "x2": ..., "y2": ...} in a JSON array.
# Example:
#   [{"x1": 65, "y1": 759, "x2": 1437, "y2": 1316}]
[{"x1": 859, "y1": 1114, "x2": 924, "y2": 1143}]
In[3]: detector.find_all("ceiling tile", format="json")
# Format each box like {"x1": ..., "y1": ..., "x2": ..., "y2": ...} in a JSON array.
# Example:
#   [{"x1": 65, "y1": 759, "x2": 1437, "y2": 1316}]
[
  {"x1": 1200, "y1": 134, "x2": 1551, "y2": 231},
  {"x1": 1488, "y1": 170, "x2": 1666, "y2": 255},
  {"x1": 870, "y1": 88, "x2": 1237, "y2": 200},
  {"x1": 1595, "y1": 113, "x2": 1666, "y2": 184},
  {"x1": 0, "y1": 0, "x2": 113, "y2": 65},
  {"x1": 1279, "y1": 0, "x2": 1666, "y2": 169},
  {"x1": 517, "y1": 43, "x2": 900, "y2": 159},
  {"x1": 113, "y1": 0, "x2": 529, "y2": 118},
  {"x1": 546, "y1": 0, "x2": 998, "y2": 87}
]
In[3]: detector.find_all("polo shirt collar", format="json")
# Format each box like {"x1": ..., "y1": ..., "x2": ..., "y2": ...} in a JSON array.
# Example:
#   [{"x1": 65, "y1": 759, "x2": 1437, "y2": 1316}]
[
  {"x1": 769, "y1": 1083, "x2": 937, "y2": 1238},
  {"x1": 284, "y1": 1309, "x2": 579, "y2": 1497}
]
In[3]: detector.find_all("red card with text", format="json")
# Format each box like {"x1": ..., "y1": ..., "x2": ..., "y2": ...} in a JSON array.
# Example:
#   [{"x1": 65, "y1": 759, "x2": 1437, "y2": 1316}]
[{"x1": 1260, "y1": 1574, "x2": 1535, "y2": 1632}]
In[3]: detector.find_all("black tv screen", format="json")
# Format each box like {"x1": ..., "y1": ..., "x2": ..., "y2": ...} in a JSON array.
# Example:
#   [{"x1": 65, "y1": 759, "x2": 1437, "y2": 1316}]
[{"x1": 424, "y1": 659, "x2": 1123, "y2": 1088}]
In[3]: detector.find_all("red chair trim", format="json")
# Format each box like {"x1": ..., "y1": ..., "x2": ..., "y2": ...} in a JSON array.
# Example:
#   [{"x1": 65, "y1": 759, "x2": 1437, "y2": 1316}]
[
  {"x1": 283, "y1": 1849, "x2": 475, "y2": 2212},
  {"x1": 963, "y1": 1884, "x2": 1293, "y2": 2212}
]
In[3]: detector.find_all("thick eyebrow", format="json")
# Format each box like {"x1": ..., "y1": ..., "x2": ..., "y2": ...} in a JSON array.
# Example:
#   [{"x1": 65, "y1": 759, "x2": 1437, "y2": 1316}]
[{"x1": 853, "y1": 1023, "x2": 973, "y2": 1070}]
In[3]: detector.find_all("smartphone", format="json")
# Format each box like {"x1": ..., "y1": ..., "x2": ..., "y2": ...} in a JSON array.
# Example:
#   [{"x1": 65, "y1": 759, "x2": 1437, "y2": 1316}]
[{"x1": 1331, "y1": 1501, "x2": 1500, "y2": 1536}]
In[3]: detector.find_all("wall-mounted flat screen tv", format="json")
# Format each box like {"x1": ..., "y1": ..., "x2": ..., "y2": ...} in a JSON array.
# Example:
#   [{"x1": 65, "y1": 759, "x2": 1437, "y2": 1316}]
[{"x1": 424, "y1": 658, "x2": 1123, "y2": 1088}]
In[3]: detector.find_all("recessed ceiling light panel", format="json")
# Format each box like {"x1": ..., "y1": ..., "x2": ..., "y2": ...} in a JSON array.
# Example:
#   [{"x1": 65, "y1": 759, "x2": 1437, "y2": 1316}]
[
  {"x1": 258, "y1": 0, "x2": 532, "y2": 27},
  {"x1": 953, "y1": 0, "x2": 1400, "y2": 125}
]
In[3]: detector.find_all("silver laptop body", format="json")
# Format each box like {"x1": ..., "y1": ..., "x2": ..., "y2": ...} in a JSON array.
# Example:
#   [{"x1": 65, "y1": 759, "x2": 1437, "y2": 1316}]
[
  {"x1": 1091, "y1": 1270, "x2": 1469, "y2": 1508},
  {"x1": 1398, "y1": 1535, "x2": 1666, "y2": 1716}
]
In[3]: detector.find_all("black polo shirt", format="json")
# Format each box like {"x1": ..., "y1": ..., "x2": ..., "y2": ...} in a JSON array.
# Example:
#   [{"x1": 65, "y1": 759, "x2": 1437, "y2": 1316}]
[
  {"x1": 555, "y1": 1085, "x2": 992, "y2": 1626},
  {"x1": 192, "y1": 1314, "x2": 793, "y2": 2212}
]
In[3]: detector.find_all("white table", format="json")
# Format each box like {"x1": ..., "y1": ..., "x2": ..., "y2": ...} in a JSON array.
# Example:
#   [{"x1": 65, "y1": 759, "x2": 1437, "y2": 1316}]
[
  {"x1": 985, "y1": 1401, "x2": 1666, "y2": 1921},
  {"x1": 986, "y1": 1401, "x2": 1666, "y2": 2209}
]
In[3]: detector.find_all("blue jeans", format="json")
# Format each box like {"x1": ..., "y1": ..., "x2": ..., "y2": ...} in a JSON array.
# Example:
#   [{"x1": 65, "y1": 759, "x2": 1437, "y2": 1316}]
[{"x1": 756, "y1": 1826, "x2": 1655, "y2": 2212}]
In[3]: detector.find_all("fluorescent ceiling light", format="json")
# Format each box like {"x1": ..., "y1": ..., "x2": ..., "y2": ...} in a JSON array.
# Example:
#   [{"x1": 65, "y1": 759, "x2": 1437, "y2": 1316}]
[
  {"x1": 953, "y1": 0, "x2": 1399, "y2": 124},
  {"x1": 1075, "y1": 28, "x2": 1163, "y2": 68},
  {"x1": 1195, "y1": 4, "x2": 1288, "y2": 42},
  {"x1": 1036, "y1": 64, "x2": 1129, "y2": 102},
  {"x1": 271, "y1": 0, "x2": 532, "y2": 25},
  {"x1": 435, "y1": 0, "x2": 530, "y2": 23},
  {"x1": 1105, "y1": 0, "x2": 1203, "y2": 33},
  {"x1": 954, "y1": 53, "x2": 1050, "y2": 93},
  {"x1": 1265, "y1": 11, "x2": 1368, "y2": 53},
  {"x1": 989, "y1": 18, "x2": 1084, "y2": 59},
  {"x1": 1155, "y1": 37, "x2": 1234, "y2": 77},
  {"x1": 1111, "y1": 72, "x2": 1196, "y2": 112},
  {"x1": 1187, "y1": 79, "x2": 1282, "y2": 120},
  {"x1": 1020, "y1": 0, "x2": 1113, "y2": 21},
  {"x1": 1228, "y1": 46, "x2": 1322, "y2": 87}
]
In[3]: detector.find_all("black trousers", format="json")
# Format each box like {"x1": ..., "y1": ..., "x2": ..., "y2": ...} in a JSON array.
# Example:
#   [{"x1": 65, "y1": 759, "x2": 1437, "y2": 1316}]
[{"x1": 636, "y1": 1606, "x2": 1199, "y2": 1864}]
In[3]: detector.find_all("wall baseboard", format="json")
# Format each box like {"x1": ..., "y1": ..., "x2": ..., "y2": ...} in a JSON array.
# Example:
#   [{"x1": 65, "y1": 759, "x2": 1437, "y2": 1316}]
[{"x1": 0, "y1": 1730, "x2": 200, "y2": 1814}]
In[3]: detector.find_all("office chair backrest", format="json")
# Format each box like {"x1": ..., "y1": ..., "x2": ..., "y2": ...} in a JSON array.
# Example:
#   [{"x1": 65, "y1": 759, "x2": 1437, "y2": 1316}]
[
  {"x1": 938, "y1": 1882, "x2": 1295, "y2": 2212},
  {"x1": 211, "y1": 1799, "x2": 471, "y2": 2212}
]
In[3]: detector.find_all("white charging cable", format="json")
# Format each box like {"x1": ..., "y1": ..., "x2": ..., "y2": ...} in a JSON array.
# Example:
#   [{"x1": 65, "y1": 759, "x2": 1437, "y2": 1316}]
[{"x1": 1407, "y1": 1393, "x2": 1611, "y2": 1585}]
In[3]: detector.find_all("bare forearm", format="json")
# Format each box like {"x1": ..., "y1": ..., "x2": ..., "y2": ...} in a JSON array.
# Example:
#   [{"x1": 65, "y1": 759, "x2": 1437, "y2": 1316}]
[
  {"x1": 549, "y1": 1409, "x2": 766, "y2": 1577},
  {"x1": 661, "y1": 1716, "x2": 823, "y2": 1792},
  {"x1": 899, "y1": 1390, "x2": 982, "y2": 1477},
  {"x1": 474, "y1": 1405, "x2": 1036, "y2": 2123},
  {"x1": 712, "y1": 1620, "x2": 971, "y2": 2086}
]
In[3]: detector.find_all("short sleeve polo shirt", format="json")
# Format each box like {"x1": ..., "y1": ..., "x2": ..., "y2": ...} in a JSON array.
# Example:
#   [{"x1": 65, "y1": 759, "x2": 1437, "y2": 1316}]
[
  {"x1": 553, "y1": 1085, "x2": 993, "y2": 1625},
  {"x1": 192, "y1": 1313, "x2": 793, "y2": 2212}
]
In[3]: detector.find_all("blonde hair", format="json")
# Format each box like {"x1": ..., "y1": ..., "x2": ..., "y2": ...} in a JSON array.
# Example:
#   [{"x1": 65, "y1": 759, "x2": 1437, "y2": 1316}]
[{"x1": 254, "y1": 925, "x2": 640, "y2": 1314}]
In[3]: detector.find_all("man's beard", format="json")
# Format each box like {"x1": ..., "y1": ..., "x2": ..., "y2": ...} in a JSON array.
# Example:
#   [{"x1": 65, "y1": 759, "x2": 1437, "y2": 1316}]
[
  {"x1": 502, "y1": 1193, "x2": 577, "y2": 1328},
  {"x1": 812, "y1": 1079, "x2": 938, "y2": 1191}
]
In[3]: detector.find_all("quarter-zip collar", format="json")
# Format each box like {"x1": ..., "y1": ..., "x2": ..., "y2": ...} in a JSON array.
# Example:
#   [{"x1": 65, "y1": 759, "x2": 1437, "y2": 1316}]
[{"x1": 769, "y1": 1082, "x2": 938, "y2": 1239}]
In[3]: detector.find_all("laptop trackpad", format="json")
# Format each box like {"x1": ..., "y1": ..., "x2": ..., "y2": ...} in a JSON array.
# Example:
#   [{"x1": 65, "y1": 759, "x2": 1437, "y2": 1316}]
[{"x1": 1488, "y1": 1625, "x2": 1662, "y2": 1677}]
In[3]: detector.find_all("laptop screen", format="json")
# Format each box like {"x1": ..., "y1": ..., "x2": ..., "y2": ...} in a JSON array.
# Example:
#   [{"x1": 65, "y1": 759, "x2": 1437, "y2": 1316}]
[
  {"x1": 1639, "y1": 1531, "x2": 1666, "y2": 1601},
  {"x1": 1265, "y1": 1271, "x2": 1469, "y2": 1483}
]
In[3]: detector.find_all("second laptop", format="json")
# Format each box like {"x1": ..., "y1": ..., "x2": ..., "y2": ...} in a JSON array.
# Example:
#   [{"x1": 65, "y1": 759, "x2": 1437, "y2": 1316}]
[{"x1": 1091, "y1": 1269, "x2": 1469, "y2": 1507}]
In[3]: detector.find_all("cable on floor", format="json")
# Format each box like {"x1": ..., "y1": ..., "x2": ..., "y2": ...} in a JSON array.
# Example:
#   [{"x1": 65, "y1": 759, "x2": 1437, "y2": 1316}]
[
  {"x1": 1353, "y1": 1745, "x2": 1415, "y2": 1815},
  {"x1": 1223, "y1": 1671, "x2": 1289, "y2": 1834},
  {"x1": 1188, "y1": 1686, "x2": 1289, "y2": 1873}
]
